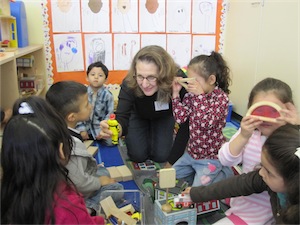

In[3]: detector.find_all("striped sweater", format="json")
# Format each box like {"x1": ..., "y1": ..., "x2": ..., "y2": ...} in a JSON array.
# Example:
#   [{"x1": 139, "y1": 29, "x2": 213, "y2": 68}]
[{"x1": 218, "y1": 129, "x2": 274, "y2": 225}]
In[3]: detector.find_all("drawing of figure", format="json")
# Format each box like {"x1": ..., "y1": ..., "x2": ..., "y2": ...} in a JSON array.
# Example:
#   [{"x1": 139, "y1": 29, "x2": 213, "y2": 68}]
[
  {"x1": 194, "y1": 43, "x2": 211, "y2": 56},
  {"x1": 173, "y1": 6, "x2": 188, "y2": 26},
  {"x1": 88, "y1": 37, "x2": 106, "y2": 65},
  {"x1": 145, "y1": 0, "x2": 159, "y2": 14},
  {"x1": 51, "y1": 0, "x2": 80, "y2": 32},
  {"x1": 199, "y1": 1, "x2": 213, "y2": 32},
  {"x1": 117, "y1": 0, "x2": 131, "y2": 13},
  {"x1": 82, "y1": 0, "x2": 109, "y2": 32},
  {"x1": 116, "y1": 39, "x2": 137, "y2": 69},
  {"x1": 167, "y1": 2, "x2": 190, "y2": 32},
  {"x1": 57, "y1": 0, "x2": 72, "y2": 12},
  {"x1": 88, "y1": 0, "x2": 103, "y2": 13},
  {"x1": 113, "y1": 0, "x2": 134, "y2": 32},
  {"x1": 57, "y1": 36, "x2": 78, "y2": 71}
]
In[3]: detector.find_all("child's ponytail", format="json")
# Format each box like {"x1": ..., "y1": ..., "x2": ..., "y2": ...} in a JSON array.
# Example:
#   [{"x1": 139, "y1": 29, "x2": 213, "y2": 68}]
[{"x1": 210, "y1": 51, "x2": 231, "y2": 94}]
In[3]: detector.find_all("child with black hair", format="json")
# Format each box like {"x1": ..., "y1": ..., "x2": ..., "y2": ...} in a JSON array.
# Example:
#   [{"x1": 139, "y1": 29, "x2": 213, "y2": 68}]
[
  {"x1": 218, "y1": 77, "x2": 299, "y2": 224},
  {"x1": 172, "y1": 51, "x2": 233, "y2": 186},
  {"x1": 1, "y1": 96, "x2": 105, "y2": 224},
  {"x1": 46, "y1": 81, "x2": 123, "y2": 216},
  {"x1": 183, "y1": 124, "x2": 299, "y2": 225},
  {"x1": 77, "y1": 61, "x2": 115, "y2": 145}
]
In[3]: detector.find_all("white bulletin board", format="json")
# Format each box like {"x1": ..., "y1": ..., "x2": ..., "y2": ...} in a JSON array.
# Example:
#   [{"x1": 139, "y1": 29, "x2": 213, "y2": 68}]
[{"x1": 43, "y1": 0, "x2": 226, "y2": 85}]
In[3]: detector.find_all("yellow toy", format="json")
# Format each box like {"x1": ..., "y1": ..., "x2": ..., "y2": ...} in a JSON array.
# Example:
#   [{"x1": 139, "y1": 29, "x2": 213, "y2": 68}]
[{"x1": 107, "y1": 113, "x2": 119, "y2": 145}]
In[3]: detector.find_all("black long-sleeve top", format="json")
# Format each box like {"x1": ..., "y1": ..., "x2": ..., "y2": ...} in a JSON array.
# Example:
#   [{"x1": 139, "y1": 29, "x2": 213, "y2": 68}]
[
  {"x1": 190, "y1": 170, "x2": 285, "y2": 224},
  {"x1": 0, "y1": 108, "x2": 4, "y2": 122},
  {"x1": 115, "y1": 69, "x2": 189, "y2": 164}
]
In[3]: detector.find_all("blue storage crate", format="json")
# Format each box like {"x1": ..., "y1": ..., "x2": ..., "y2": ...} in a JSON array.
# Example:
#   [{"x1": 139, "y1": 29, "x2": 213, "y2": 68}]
[
  {"x1": 226, "y1": 102, "x2": 233, "y2": 122},
  {"x1": 10, "y1": 1, "x2": 28, "y2": 47}
]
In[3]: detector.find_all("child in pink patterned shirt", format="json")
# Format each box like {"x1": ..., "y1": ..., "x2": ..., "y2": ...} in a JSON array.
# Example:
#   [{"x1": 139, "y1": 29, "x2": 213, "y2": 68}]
[
  {"x1": 218, "y1": 77, "x2": 299, "y2": 225},
  {"x1": 172, "y1": 51, "x2": 233, "y2": 187}
]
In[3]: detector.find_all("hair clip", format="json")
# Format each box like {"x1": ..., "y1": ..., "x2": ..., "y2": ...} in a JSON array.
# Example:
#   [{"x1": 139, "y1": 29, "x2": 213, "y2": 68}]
[
  {"x1": 19, "y1": 102, "x2": 34, "y2": 114},
  {"x1": 295, "y1": 147, "x2": 300, "y2": 159}
]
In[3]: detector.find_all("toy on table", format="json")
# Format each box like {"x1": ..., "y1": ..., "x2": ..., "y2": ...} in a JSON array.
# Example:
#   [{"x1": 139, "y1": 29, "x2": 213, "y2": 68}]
[
  {"x1": 173, "y1": 193, "x2": 195, "y2": 209},
  {"x1": 1, "y1": 40, "x2": 10, "y2": 48},
  {"x1": 159, "y1": 168, "x2": 176, "y2": 213},
  {"x1": 177, "y1": 77, "x2": 195, "y2": 89},
  {"x1": 246, "y1": 101, "x2": 282, "y2": 123},
  {"x1": 107, "y1": 165, "x2": 133, "y2": 182},
  {"x1": 107, "y1": 113, "x2": 119, "y2": 145}
]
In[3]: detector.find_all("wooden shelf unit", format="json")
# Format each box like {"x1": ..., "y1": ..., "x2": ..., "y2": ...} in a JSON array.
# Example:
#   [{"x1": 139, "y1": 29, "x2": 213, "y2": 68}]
[{"x1": 0, "y1": 44, "x2": 47, "y2": 109}]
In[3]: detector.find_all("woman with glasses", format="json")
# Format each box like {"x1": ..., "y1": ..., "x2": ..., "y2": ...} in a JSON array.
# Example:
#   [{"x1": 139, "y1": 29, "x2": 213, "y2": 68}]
[{"x1": 100, "y1": 45, "x2": 189, "y2": 166}]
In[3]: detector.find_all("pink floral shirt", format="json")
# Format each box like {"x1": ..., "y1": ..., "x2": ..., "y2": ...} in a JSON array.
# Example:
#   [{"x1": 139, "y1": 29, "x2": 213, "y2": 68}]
[{"x1": 172, "y1": 86, "x2": 228, "y2": 160}]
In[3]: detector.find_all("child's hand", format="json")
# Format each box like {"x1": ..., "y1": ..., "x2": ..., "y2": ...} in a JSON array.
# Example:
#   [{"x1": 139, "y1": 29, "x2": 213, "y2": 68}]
[
  {"x1": 186, "y1": 79, "x2": 204, "y2": 95},
  {"x1": 278, "y1": 102, "x2": 300, "y2": 125},
  {"x1": 240, "y1": 116, "x2": 263, "y2": 139},
  {"x1": 182, "y1": 187, "x2": 192, "y2": 195},
  {"x1": 172, "y1": 78, "x2": 183, "y2": 98},
  {"x1": 99, "y1": 175, "x2": 116, "y2": 186},
  {"x1": 80, "y1": 131, "x2": 89, "y2": 140}
]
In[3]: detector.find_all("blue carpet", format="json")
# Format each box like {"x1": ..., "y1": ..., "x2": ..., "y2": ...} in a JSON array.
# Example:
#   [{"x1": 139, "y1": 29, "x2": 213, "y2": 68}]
[{"x1": 94, "y1": 141, "x2": 139, "y2": 190}]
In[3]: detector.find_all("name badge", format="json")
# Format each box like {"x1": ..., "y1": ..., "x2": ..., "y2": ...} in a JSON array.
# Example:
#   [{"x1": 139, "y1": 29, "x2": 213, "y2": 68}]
[{"x1": 154, "y1": 101, "x2": 169, "y2": 111}]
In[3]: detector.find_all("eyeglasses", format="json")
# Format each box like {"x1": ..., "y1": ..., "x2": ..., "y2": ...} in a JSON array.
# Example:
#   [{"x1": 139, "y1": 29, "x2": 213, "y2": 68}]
[{"x1": 134, "y1": 74, "x2": 158, "y2": 83}]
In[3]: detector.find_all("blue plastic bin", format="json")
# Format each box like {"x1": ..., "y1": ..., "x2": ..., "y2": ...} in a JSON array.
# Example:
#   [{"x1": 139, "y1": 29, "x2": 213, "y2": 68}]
[
  {"x1": 10, "y1": 1, "x2": 29, "y2": 48},
  {"x1": 226, "y1": 102, "x2": 233, "y2": 122}
]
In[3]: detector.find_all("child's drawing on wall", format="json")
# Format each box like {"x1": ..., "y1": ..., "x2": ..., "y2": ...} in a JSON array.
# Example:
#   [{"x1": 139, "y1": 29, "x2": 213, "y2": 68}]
[
  {"x1": 84, "y1": 34, "x2": 113, "y2": 70},
  {"x1": 141, "y1": 34, "x2": 166, "y2": 49},
  {"x1": 51, "y1": 0, "x2": 81, "y2": 32},
  {"x1": 167, "y1": 34, "x2": 191, "y2": 67},
  {"x1": 139, "y1": 0, "x2": 165, "y2": 32},
  {"x1": 114, "y1": 34, "x2": 140, "y2": 70},
  {"x1": 81, "y1": 0, "x2": 110, "y2": 32},
  {"x1": 89, "y1": 38, "x2": 105, "y2": 64},
  {"x1": 112, "y1": 0, "x2": 138, "y2": 32},
  {"x1": 192, "y1": 35, "x2": 216, "y2": 58},
  {"x1": 192, "y1": 0, "x2": 217, "y2": 34},
  {"x1": 166, "y1": 0, "x2": 191, "y2": 33},
  {"x1": 54, "y1": 34, "x2": 84, "y2": 72}
]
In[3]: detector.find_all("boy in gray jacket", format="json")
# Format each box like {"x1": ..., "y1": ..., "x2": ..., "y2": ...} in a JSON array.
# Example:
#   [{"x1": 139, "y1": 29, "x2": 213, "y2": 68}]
[{"x1": 46, "y1": 81, "x2": 123, "y2": 215}]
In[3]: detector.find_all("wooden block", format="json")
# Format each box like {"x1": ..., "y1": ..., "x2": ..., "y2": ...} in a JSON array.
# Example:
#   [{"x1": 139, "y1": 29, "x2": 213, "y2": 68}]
[
  {"x1": 87, "y1": 146, "x2": 98, "y2": 156},
  {"x1": 116, "y1": 165, "x2": 133, "y2": 181},
  {"x1": 246, "y1": 101, "x2": 282, "y2": 123},
  {"x1": 110, "y1": 207, "x2": 137, "y2": 225},
  {"x1": 119, "y1": 204, "x2": 135, "y2": 214},
  {"x1": 99, "y1": 196, "x2": 117, "y2": 218},
  {"x1": 159, "y1": 168, "x2": 176, "y2": 188},
  {"x1": 177, "y1": 77, "x2": 195, "y2": 89},
  {"x1": 84, "y1": 140, "x2": 94, "y2": 148},
  {"x1": 107, "y1": 166, "x2": 123, "y2": 182}
]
